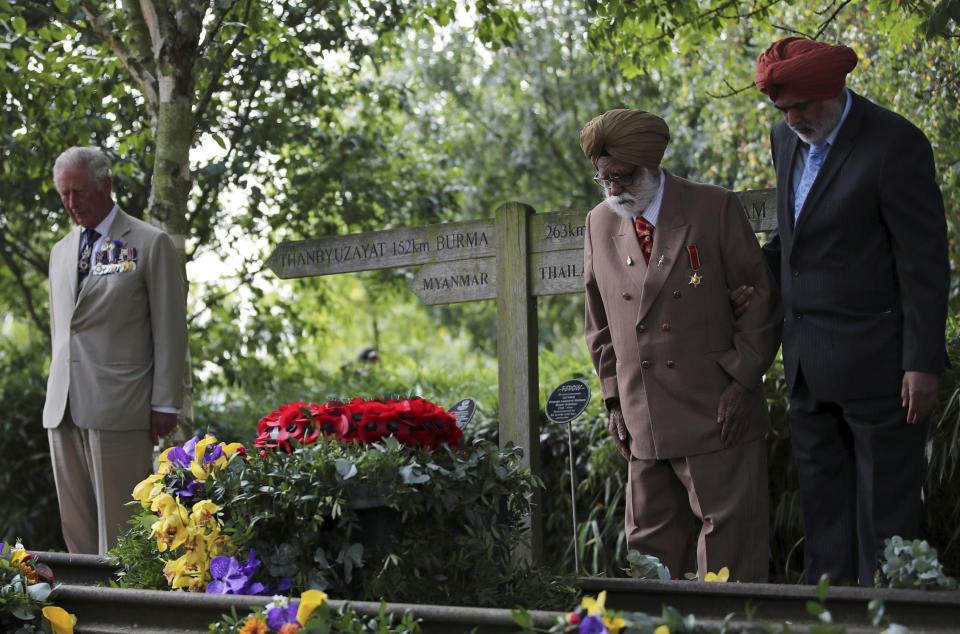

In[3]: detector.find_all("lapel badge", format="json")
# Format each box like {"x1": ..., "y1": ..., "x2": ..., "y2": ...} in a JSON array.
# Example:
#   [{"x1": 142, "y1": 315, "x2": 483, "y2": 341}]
[
  {"x1": 657, "y1": 254, "x2": 665, "y2": 268},
  {"x1": 626, "y1": 256, "x2": 634, "y2": 266}
]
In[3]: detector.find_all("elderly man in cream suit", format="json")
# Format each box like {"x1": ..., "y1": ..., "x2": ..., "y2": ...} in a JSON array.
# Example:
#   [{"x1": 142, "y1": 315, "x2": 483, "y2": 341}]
[
  {"x1": 44, "y1": 147, "x2": 187, "y2": 555},
  {"x1": 582, "y1": 110, "x2": 781, "y2": 581}
]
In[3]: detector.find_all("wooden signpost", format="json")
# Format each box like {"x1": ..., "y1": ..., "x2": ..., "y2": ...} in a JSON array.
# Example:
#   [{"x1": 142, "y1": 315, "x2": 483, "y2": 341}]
[{"x1": 265, "y1": 189, "x2": 778, "y2": 563}]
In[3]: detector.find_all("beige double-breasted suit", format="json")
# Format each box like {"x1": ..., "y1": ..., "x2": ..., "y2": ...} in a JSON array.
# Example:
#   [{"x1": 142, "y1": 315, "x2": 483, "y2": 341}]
[
  {"x1": 44, "y1": 208, "x2": 187, "y2": 554},
  {"x1": 585, "y1": 171, "x2": 781, "y2": 580}
]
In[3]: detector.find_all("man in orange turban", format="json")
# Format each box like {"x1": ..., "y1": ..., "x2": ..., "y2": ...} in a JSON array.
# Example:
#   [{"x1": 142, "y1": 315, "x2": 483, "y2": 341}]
[
  {"x1": 581, "y1": 109, "x2": 781, "y2": 581},
  {"x1": 752, "y1": 38, "x2": 948, "y2": 586}
]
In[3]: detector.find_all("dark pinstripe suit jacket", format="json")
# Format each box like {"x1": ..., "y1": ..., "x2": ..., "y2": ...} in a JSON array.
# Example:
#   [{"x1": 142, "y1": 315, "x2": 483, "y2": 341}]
[{"x1": 763, "y1": 90, "x2": 948, "y2": 401}]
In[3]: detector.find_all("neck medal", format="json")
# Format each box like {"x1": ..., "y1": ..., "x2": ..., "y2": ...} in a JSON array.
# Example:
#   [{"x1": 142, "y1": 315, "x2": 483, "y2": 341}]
[{"x1": 687, "y1": 244, "x2": 702, "y2": 287}]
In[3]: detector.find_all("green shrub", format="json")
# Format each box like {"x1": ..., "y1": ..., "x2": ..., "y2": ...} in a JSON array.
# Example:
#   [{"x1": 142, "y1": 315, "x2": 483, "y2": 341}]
[
  {"x1": 0, "y1": 338, "x2": 64, "y2": 552},
  {"x1": 112, "y1": 434, "x2": 578, "y2": 610}
]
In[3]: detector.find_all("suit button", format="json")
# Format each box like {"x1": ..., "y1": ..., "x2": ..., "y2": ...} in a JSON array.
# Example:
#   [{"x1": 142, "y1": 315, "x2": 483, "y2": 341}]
[
  {"x1": 795, "y1": 313, "x2": 803, "y2": 320},
  {"x1": 622, "y1": 292, "x2": 632, "y2": 300},
  {"x1": 673, "y1": 290, "x2": 682, "y2": 299},
  {"x1": 640, "y1": 360, "x2": 652, "y2": 369},
  {"x1": 661, "y1": 322, "x2": 670, "y2": 331},
  {"x1": 638, "y1": 324, "x2": 647, "y2": 333},
  {"x1": 793, "y1": 270, "x2": 800, "y2": 277},
  {"x1": 666, "y1": 360, "x2": 676, "y2": 368}
]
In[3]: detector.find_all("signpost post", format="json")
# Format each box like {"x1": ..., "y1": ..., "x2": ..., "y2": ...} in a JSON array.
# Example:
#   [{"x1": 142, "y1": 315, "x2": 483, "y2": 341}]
[{"x1": 265, "y1": 189, "x2": 777, "y2": 564}]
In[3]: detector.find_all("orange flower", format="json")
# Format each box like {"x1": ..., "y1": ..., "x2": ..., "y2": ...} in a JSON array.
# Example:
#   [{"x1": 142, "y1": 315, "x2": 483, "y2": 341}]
[
  {"x1": 277, "y1": 624, "x2": 302, "y2": 634},
  {"x1": 238, "y1": 616, "x2": 270, "y2": 634}
]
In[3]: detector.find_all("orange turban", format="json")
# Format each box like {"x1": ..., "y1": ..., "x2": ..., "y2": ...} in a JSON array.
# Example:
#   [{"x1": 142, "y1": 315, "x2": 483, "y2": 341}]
[
  {"x1": 579, "y1": 109, "x2": 670, "y2": 169},
  {"x1": 755, "y1": 37, "x2": 858, "y2": 101}
]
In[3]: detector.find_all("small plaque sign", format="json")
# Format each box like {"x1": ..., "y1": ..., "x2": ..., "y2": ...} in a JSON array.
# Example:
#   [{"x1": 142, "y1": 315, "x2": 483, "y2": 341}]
[
  {"x1": 545, "y1": 379, "x2": 591, "y2": 424},
  {"x1": 448, "y1": 398, "x2": 477, "y2": 428}
]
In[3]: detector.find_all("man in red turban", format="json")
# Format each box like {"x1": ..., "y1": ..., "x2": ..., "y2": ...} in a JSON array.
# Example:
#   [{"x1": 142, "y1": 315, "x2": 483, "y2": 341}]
[
  {"x1": 752, "y1": 38, "x2": 948, "y2": 586},
  {"x1": 581, "y1": 109, "x2": 782, "y2": 581}
]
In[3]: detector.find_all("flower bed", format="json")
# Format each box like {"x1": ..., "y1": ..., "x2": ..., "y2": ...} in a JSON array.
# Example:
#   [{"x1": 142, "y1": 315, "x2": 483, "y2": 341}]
[{"x1": 113, "y1": 397, "x2": 573, "y2": 610}]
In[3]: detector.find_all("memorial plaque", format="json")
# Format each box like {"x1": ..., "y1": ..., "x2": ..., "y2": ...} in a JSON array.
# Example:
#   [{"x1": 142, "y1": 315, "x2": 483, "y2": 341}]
[
  {"x1": 447, "y1": 398, "x2": 477, "y2": 428},
  {"x1": 545, "y1": 379, "x2": 591, "y2": 424}
]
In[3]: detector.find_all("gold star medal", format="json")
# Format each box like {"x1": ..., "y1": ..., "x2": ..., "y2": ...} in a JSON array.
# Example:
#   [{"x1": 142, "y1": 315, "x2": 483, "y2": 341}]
[{"x1": 687, "y1": 245, "x2": 702, "y2": 287}]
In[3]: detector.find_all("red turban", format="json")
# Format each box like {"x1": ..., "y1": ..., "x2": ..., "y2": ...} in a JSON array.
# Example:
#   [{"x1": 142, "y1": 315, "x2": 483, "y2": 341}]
[
  {"x1": 579, "y1": 109, "x2": 670, "y2": 169},
  {"x1": 754, "y1": 37, "x2": 858, "y2": 101}
]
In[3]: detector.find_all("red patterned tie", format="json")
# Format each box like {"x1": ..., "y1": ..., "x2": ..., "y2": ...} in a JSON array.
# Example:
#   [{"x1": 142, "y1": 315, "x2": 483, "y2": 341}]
[{"x1": 635, "y1": 217, "x2": 655, "y2": 262}]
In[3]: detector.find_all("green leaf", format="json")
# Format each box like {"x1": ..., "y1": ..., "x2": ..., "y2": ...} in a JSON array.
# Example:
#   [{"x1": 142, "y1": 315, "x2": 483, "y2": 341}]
[
  {"x1": 334, "y1": 458, "x2": 357, "y2": 480},
  {"x1": 806, "y1": 601, "x2": 826, "y2": 616},
  {"x1": 53, "y1": 0, "x2": 68, "y2": 11},
  {"x1": 815, "y1": 573, "x2": 831, "y2": 601},
  {"x1": 11, "y1": 15, "x2": 26, "y2": 34}
]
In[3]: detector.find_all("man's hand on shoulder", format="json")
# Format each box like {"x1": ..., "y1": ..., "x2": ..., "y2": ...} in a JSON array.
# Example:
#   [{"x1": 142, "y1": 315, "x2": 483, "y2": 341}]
[
  {"x1": 608, "y1": 406, "x2": 631, "y2": 460},
  {"x1": 717, "y1": 380, "x2": 750, "y2": 447},
  {"x1": 728, "y1": 285, "x2": 755, "y2": 318},
  {"x1": 902, "y1": 371, "x2": 939, "y2": 424},
  {"x1": 151, "y1": 410, "x2": 179, "y2": 446}
]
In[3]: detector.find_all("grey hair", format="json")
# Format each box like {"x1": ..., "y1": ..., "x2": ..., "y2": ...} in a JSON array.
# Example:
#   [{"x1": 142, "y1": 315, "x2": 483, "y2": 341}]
[{"x1": 53, "y1": 147, "x2": 111, "y2": 191}]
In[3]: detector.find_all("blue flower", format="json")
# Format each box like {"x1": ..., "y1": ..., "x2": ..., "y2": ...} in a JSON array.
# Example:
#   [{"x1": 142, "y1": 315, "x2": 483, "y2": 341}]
[
  {"x1": 579, "y1": 615, "x2": 610, "y2": 634},
  {"x1": 205, "y1": 548, "x2": 290, "y2": 596},
  {"x1": 266, "y1": 602, "x2": 300, "y2": 630}
]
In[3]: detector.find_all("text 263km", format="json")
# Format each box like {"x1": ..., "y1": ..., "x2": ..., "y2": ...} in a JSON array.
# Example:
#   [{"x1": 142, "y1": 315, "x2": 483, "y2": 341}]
[{"x1": 543, "y1": 223, "x2": 585, "y2": 240}]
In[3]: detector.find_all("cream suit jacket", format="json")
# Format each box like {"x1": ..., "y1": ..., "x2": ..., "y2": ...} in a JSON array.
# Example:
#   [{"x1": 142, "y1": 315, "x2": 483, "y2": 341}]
[
  {"x1": 43, "y1": 209, "x2": 187, "y2": 430},
  {"x1": 584, "y1": 171, "x2": 782, "y2": 460}
]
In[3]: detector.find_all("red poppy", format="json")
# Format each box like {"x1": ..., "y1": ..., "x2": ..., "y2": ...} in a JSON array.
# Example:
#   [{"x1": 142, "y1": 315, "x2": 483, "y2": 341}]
[{"x1": 255, "y1": 397, "x2": 462, "y2": 452}]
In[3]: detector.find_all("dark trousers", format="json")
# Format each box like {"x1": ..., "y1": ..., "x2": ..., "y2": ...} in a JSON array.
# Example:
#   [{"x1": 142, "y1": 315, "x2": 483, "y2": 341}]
[{"x1": 789, "y1": 370, "x2": 928, "y2": 586}]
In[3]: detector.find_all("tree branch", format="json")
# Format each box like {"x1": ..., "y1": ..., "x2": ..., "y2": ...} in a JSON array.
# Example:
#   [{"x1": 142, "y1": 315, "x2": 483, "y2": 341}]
[
  {"x1": 0, "y1": 229, "x2": 49, "y2": 338},
  {"x1": 194, "y1": 0, "x2": 253, "y2": 129},
  {"x1": 815, "y1": 0, "x2": 855, "y2": 39},
  {"x1": 74, "y1": 0, "x2": 159, "y2": 105}
]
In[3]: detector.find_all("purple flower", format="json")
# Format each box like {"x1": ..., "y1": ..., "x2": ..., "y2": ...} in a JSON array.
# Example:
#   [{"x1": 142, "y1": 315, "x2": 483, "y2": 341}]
[
  {"x1": 205, "y1": 548, "x2": 290, "y2": 596},
  {"x1": 206, "y1": 549, "x2": 260, "y2": 594},
  {"x1": 266, "y1": 602, "x2": 300, "y2": 630},
  {"x1": 579, "y1": 615, "x2": 609, "y2": 634}
]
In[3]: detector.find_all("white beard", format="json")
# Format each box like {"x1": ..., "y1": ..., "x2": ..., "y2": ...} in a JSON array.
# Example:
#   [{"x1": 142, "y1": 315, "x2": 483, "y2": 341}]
[{"x1": 604, "y1": 169, "x2": 660, "y2": 219}]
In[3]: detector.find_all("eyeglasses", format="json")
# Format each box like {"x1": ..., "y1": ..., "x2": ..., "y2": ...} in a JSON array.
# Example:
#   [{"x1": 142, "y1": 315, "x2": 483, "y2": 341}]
[{"x1": 593, "y1": 168, "x2": 636, "y2": 189}]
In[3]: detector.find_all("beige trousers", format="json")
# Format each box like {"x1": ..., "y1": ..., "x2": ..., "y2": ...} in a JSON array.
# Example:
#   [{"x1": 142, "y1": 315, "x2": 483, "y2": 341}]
[
  {"x1": 47, "y1": 404, "x2": 153, "y2": 555},
  {"x1": 625, "y1": 437, "x2": 769, "y2": 582}
]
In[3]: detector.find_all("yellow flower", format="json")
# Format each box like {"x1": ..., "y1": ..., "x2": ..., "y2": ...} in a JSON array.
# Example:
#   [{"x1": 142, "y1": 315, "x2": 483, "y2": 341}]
[
  {"x1": 222, "y1": 442, "x2": 246, "y2": 458},
  {"x1": 42, "y1": 606, "x2": 77, "y2": 634},
  {"x1": 604, "y1": 614, "x2": 627, "y2": 634},
  {"x1": 163, "y1": 550, "x2": 210, "y2": 590},
  {"x1": 704, "y1": 566, "x2": 730, "y2": 582},
  {"x1": 189, "y1": 500, "x2": 220, "y2": 529},
  {"x1": 9, "y1": 547, "x2": 29, "y2": 567},
  {"x1": 205, "y1": 531, "x2": 234, "y2": 558},
  {"x1": 152, "y1": 509, "x2": 189, "y2": 551},
  {"x1": 132, "y1": 474, "x2": 164, "y2": 508},
  {"x1": 194, "y1": 434, "x2": 218, "y2": 462},
  {"x1": 581, "y1": 590, "x2": 608, "y2": 615},
  {"x1": 654, "y1": 626, "x2": 671, "y2": 634},
  {"x1": 297, "y1": 589, "x2": 328, "y2": 625}
]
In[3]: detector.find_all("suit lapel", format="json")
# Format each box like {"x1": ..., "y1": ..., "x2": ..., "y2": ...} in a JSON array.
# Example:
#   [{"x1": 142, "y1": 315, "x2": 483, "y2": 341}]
[
  {"x1": 793, "y1": 92, "x2": 864, "y2": 237},
  {"x1": 611, "y1": 214, "x2": 647, "y2": 296},
  {"x1": 66, "y1": 227, "x2": 82, "y2": 301},
  {"x1": 637, "y1": 174, "x2": 690, "y2": 325},
  {"x1": 775, "y1": 126, "x2": 800, "y2": 243}
]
